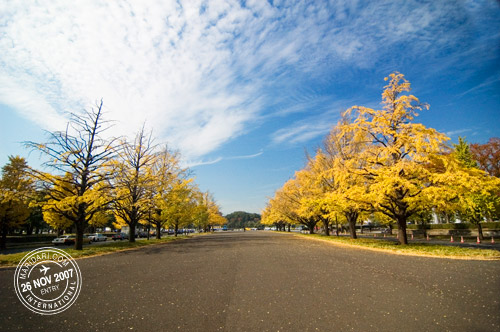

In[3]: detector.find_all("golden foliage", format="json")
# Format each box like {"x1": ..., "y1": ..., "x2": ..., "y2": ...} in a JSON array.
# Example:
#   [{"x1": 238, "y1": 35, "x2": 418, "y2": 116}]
[{"x1": 264, "y1": 72, "x2": 499, "y2": 244}]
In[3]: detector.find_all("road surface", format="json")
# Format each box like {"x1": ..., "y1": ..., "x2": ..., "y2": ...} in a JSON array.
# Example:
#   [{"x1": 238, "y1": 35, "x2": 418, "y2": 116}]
[{"x1": 0, "y1": 231, "x2": 499, "y2": 331}]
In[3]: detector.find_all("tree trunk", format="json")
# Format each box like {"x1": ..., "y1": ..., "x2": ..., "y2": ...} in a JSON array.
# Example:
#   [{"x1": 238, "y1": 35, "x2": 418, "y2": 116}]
[
  {"x1": 307, "y1": 221, "x2": 315, "y2": 234},
  {"x1": 0, "y1": 223, "x2": 7, "y2": 250},
  {"x1": 345, "y1": 212, "x2": 358, "y2": 239},
  {"x1": 174, "y1": 222, "x2": 179, "y2": 237},
  {"x1": 348, "y1": 219, "x2": 357, "y2": 239},
  {"x1": 287, "y1": 224, "x2": 291, "y2": 232},
  {"x1": 397, "y1": 218, "x2": 408, "y2": 245},
  {"x1": 477, "y1": 222, "x2": 484, "y2": 240},
  {"x1": 156, "y1": 223, "x2": 161, "y2": 239},
  {"x1": 75, "y1": 221, "x2": 84, "y2": 250},
  {"x1": 323, "y1": 218, "x2": 330, "y2": 236},
  {"x1": 74, "y1": 204, "x2": 87, "y2": 250},
  {"x1": 129, "y1": 223, "x2": 136, "y2": 242}
]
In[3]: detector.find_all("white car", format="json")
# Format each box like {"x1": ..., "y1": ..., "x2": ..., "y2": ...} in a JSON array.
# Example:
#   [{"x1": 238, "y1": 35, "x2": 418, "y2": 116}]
[
  {"x1": 52, "y1": 235, "x2": 76, "y2": 245},
  {"x1": 88, "y1": 233, "x2": 107, "y2": 242}
]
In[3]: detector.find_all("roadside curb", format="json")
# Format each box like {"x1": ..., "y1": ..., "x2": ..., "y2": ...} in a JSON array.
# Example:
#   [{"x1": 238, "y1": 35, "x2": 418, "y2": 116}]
[{"x1": 294, "y1": 234, "x2": 500, "y2": 261}]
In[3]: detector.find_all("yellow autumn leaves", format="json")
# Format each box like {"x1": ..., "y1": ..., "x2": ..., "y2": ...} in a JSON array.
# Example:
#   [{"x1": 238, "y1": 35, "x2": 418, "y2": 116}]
[
  {"x1": 263, "y1": 72, "x2": 500, "y2": 244},
  {"x1": 22, "y1": 101, "x2": 225, "y2": 249}
]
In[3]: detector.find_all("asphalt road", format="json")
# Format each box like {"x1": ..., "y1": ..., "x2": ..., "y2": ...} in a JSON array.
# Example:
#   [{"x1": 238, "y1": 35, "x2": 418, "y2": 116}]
[{"x1": 0, "y1": 232, "x2": 499, "y2": 332}]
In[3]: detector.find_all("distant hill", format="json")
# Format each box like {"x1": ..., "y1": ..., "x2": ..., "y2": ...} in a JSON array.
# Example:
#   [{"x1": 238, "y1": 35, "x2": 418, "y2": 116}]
[{"x1": 225, "y1": 211, "x2": 261, "y2": 229}]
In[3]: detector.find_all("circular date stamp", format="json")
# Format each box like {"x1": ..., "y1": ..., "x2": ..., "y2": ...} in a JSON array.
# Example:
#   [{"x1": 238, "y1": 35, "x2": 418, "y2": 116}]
[{"x1": 13, "y1": 247, "x2": 82, "y2": 315}]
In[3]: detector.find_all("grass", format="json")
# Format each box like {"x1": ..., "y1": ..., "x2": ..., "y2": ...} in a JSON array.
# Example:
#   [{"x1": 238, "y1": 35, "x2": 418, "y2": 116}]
[
  {"x1": 297, "y1": 233, "x2": 500, "y2": 260},
  {"x1": 0, "y1": 236, "x2": 189, "y2": 267}
]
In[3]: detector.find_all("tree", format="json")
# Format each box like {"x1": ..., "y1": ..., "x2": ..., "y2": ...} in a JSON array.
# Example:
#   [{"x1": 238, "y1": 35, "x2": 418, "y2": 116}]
[
  {"x1": 25, "y1": 188, "x2": 48, "y2": 235},
  {"x1": 268, "y1": 171, "x2": 321, "y2": 234},
  {"x1": 194, "y1": 192, "x2": 226, "y2": 232},
  {"x1": 112, "y1": 127, "x2": 156, "y2": 242},
  {"x1": 470, "y1": 137, "x2": 500, "y2": 177},
  {"x1": 261, "y1": 200, "x2": 288, "y2": 232},
  {"x1": 146, "y1": 146, "x2": 186, "y2": 239},
  {"x1": 453, "y1": 137, "x2": 478, "y2": 168},
  {"x1": 25, "y1": 101, "x2": 117, "y2": 249},
  {"x1": 161, "y1": 179, "x2": 197, "y2": 236},
  {"x1": 0, "y1": 156, "x2": 33, "y2": 250},
  {"x1": 42, "y1": 173, "x2": 77, "y2": 233},
  {"x1": 42, "y1": 173, "x2": 110, "y2": 234},
  {"x1": 192, "y1": 192, "x2": 210, "y2": 232},
  {"x1": 340, "y1": 72, "x2": 449, "y2": 244},
  {"x1": 312, "y1": 116, "x2": 372, "y2": 239},
  {"x1": 441, "y1": 140, "x2": 500, "y2": 239}
]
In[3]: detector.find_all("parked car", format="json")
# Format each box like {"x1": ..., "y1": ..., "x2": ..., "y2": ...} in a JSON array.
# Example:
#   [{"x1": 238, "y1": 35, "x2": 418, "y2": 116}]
[
  {"x1": 88, "y1": 233, "x2": 107, "y2": 242},
  {"x1": 136, "y1": 231, "x2": 148, "y2": 238},
  {"x1": 112, "y1": 233, "x2": 129, "y2": 241},
  {"x1": 52, "y1": 235, "x2": 76, "y2": 245},
  {"x1": 52, "y1": 235, "x2": 91, "y2": 245}
]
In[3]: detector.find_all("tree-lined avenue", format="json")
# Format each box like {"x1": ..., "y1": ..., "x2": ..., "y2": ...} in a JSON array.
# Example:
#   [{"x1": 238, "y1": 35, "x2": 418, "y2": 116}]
[{"x1": 0, "y1": 231, "x2": 499, "y2": 331}]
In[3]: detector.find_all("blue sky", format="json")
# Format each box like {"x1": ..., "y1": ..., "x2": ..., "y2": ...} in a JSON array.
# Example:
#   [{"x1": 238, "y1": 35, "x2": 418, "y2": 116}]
[{"x1": 1, "y1": 0, "x2": 499, "y2": 214}]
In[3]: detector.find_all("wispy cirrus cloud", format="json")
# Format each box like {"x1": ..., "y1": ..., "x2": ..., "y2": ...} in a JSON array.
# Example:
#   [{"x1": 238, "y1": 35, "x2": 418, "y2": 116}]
[
  {"x1": 272, "y1": 122, "x2": 332, "y2": 146},
  {"x1": 0, "y1": 0, "x2": 496, "y2": 160},
  {"x1": 445, "y1": 128, "x2": 473, "y2": 138},
  {"x1": 185, "y1": 150, "x2": 263, "y2": 168}
]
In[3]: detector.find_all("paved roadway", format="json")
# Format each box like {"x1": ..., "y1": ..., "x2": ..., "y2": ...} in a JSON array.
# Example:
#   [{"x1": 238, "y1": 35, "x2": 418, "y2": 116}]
[{"x1": 0, "y1": 232, "x2": 499, "y2": 331}]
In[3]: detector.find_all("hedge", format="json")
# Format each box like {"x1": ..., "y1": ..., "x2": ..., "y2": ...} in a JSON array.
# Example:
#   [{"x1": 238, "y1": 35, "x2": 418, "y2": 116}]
[{"x1": 6, "y1": 235, "x2": 58, "y2": 243}]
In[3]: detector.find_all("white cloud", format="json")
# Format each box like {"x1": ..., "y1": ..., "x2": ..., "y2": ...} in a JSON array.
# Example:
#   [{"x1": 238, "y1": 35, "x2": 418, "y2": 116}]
[
  {"x1": 185, "y1": 150, "x2": 263, "y2": 168},
  {"x1": 445, "y1": 128, "x2": 473, "y2": 137},
  {"x1": 272, "y1": 122, "x2": 332, "y2": 145},
  {"x1": 184, "y1": 157, "x2": 223, "y2": 168},
  {"x1": 0, "y1": 0, "x2": 493, "y2": 159},
  {"x1": 227, "y1": 151, "x2": 263, "y2": 160}
]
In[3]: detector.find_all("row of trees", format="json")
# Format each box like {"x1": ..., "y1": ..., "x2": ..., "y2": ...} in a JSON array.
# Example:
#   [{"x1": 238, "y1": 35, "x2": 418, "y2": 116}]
[
  {"x1": 0, "y1": 101, "x2": 226, "y2": 250},
  {"x1": 262, "y1": 73, "x2": 500, "y2": 245}
]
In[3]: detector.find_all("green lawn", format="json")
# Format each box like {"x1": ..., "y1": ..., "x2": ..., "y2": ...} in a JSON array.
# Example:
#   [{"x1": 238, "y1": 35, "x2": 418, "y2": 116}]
[
  {"x1": 0, "y1": 236, "x2": 188, "y2": 267},
  {"x1": 298, "y1": 233, "x2": 500, "y2": 260}
]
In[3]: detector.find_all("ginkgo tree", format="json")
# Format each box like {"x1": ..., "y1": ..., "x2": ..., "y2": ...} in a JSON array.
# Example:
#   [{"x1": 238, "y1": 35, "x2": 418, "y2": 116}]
[
  {"x1": 192, "y1": 191, "x2": 226, "y2": 232},
  {"x1": 339, "y1": 72, "x2": 449, "y2": 244},
  {"x1": 261, "y1": 198, "x2": 288, "y2": 232},
  {"x1": 0, "y1": 156, "x2": 33, "y2": 250},
  {"x1": 266, "y1": 72, "x2": 499, "y2": 245},
  {"x1": 25, "y1": 101, "x2": 117, "y2": 249},
  {"x1": 161, "y1": 178, "x2": 198, "y2": 236},
  {"x1": 429, "y1": 138, "x2": 500, "y2": 240},
  {"x1": 453, "y1": 167, "x2": 500, "y2": 240},
  {"x1": 111, "y1": 127, "x2": 156, "y2": 242},
  {"x1": 145, "y1": 146, "x2": 187, "y2": 239},
  {"x1": 312, "y1": 117, "x2": 372, "y2": 239},
  {"x1": 42, "y1": 172, "x2": 109, "y2": 235},
  {"x1": 264, "y1": 170, "x2": 321, "y2": 234}
]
